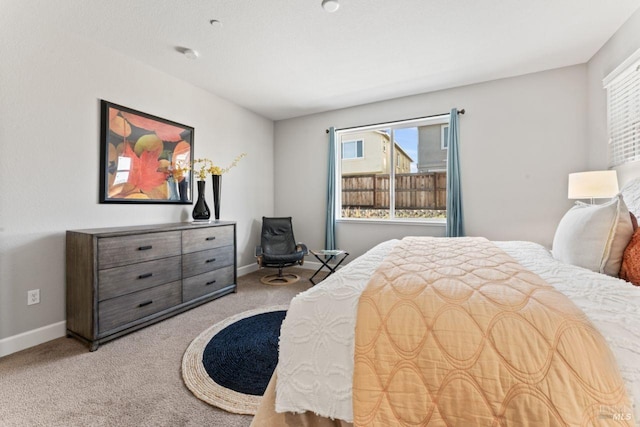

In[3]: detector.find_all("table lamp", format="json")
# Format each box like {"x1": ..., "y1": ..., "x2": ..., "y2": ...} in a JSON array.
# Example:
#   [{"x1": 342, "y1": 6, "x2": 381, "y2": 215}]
[{"x1": 568, "y1": 170, "x2": 619, "y2": 204}]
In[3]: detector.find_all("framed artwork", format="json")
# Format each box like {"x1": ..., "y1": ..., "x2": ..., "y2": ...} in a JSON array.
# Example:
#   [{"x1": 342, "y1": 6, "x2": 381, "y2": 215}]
[{"x1": 99, "y1": 100, "x2": 194, "y2": 204}]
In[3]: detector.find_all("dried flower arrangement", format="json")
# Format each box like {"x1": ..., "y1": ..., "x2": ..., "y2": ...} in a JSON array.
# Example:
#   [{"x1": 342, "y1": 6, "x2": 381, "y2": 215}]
[{"x1": 184, "y1": 153, "x2": 247, "y2": 180}]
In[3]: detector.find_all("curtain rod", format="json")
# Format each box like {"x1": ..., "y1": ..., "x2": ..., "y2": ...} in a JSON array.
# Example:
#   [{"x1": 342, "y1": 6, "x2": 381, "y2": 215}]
[{"x1": 325, "y1": 108, "x2": 465, "y2": 133}]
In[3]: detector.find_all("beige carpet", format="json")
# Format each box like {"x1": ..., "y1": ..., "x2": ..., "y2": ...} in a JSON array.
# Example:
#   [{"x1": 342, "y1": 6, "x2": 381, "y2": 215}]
[{"x1": 0, "y1": 267, "x2": 317, "y2": 427}]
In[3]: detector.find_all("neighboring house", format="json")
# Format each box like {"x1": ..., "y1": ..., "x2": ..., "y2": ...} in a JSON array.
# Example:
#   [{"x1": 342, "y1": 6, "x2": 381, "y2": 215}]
[
  {"x1": 417, "y1": 123, "x2": 448, "y2": 173},
  {"x1": 341, "y1": 130, "x2": 413, "y2": 175}
]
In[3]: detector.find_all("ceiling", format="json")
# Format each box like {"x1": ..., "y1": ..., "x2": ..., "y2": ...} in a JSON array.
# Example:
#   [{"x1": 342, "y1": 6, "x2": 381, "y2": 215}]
[{"x1": 28, "y1": 0, "x2": 640, "y2": 120}]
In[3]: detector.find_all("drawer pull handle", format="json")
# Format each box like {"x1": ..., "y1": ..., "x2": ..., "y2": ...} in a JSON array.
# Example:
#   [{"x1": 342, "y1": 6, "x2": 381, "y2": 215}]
[
  {"x1": 205, "y1": 236, "x2": 216, "y2": 241},
  {"x1": 206, "y1": 280, "x2": 217, "y2": 286},
  {"x1": 138, "y1": 245, "x2": 153, "y2": 251},
  {"x1": 138, "y1": 300, "x2": 153, "y2": 308},
  {"x1": 138, "y1": 273, "x2": 153, "y2": 279},
  {"x1": 206, "y1": 258, "x2": 217, "y2": 263}
]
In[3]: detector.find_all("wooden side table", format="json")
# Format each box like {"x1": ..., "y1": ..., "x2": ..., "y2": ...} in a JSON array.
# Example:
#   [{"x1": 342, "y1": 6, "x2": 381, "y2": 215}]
[{"x1": 308, "y1": 249, "x2": 349, "y2": 285}]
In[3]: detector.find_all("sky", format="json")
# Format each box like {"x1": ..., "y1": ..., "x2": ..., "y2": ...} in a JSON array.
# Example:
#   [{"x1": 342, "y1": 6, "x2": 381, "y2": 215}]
[{"x1": 393, "y1": 127, "x2": 418, "y2": 172}]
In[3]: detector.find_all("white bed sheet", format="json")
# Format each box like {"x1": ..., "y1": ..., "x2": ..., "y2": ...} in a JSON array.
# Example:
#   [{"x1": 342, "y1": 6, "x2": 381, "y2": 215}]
[{"x1": 275, "y1": 239, "x2": 640, "y2": 422}]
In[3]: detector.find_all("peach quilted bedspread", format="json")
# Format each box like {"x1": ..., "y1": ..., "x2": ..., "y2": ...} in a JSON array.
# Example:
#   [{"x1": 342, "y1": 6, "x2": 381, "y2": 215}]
[{"x1": 353, "y1": 237, "x2": 633, "y2": 426}]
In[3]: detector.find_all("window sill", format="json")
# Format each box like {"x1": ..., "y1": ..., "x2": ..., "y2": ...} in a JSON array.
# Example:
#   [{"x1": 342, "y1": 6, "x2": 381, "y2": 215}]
[{"x1": 336, "y1": 218, "x2": 446, "y2": 226}]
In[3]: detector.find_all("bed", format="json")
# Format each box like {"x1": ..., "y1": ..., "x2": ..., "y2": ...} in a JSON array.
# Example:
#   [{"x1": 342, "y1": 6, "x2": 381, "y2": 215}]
[{"x1": 251, "y1": 182, "x2": 640, "y2": 426}]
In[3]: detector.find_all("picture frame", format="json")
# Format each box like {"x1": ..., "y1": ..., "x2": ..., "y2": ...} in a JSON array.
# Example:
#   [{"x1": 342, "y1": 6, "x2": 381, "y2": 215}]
[{"x1": 99, "y1": 100, "x2": 194, "y2": 204}]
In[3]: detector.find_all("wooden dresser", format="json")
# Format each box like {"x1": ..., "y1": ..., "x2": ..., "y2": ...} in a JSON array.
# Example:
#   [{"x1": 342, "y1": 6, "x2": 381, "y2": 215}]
[{"x1": 66, "y1": 221, "x2": 236, "y2": 351}]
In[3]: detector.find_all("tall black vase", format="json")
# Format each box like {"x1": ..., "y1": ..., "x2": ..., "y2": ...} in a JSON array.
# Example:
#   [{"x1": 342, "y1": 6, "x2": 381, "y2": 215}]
[
  {"x1": 178, "y1": 178, "x2": 189, "y2": 202},
  {"x1": 211, "y1": 174, "x2": 221, "y2": 220},
  {"x1": 192, "y1": 180, "x2": 210, "y2": 221}
]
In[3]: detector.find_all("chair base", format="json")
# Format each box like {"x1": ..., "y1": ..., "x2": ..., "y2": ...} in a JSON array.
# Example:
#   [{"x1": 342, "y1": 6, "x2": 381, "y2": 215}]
[{"x1": 260, "y1": 272, "x2": 300, "y2": 286}]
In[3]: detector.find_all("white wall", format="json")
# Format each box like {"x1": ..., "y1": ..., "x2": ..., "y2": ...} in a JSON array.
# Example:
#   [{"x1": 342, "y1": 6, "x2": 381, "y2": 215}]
[
  {"x1": 587, "y1": 7, "x2": 640, "y2": 186},
  {"x1": 0, "y1": 5, "x2": 274, "y2": 346},
  {"x1": 274, "y1": 65, "x2": 588, "y2": 259}
]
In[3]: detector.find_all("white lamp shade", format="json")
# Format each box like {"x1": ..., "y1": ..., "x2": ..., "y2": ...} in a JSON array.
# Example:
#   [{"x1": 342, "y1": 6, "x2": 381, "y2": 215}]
[{"x1": 568, "y1": 170, "x2": 619, "y2": 199}]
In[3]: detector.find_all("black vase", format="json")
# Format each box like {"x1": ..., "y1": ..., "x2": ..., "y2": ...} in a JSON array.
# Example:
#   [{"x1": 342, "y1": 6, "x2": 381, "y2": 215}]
[
  {"x1": 178, "y1": 178, "x2": 189, "y2": 202},
  {"x1": 212, "y1": 174, "x2": 221, "y2": 220},
  {"x1": 192, "y1": 180, "x2": 210, "y2": 221}
]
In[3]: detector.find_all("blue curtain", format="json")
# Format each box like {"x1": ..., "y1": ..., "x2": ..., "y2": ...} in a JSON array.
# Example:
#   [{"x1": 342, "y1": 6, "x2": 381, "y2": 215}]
[
  {"x1": 325, "y1": 127, "x2": 336, "y2": 250},
  {"x1": 446, "y1": 109, "x2": 464, "y2": 237}
]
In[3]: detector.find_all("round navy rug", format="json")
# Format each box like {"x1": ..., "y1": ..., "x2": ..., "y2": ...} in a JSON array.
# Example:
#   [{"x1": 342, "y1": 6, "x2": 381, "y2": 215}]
[
  {"x1": 203, "y1": 309, "x2": 286, "y2": 396},
  {"x1": 182, "y1": 306, "x2": 288, "y2": 415}
]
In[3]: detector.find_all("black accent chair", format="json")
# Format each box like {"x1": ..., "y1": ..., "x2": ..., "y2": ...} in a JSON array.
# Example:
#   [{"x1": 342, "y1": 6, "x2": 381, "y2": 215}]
[{"x1": 255, "y1": 217, "x2": 308, "y2": 285}]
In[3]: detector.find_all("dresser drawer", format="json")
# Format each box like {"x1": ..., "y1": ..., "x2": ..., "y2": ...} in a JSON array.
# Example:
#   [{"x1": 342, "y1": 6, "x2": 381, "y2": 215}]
[
  {"x1": 98, "y1": 231, "x2": 181, "y2": 269},
  {"x1": 183, "y1": 265, "x2": 234, "y2": 302},
  {"x1": 182, "y1": 225, "x2": 234, "y2": 254},
  {"x1": 182, "y1": 246, "x2": 234, "y2": 278},
  {"x1": 98, "y1": 256, "x2": 182, "y2": 301},
  {"x1": 98, "y1": 281, "x2": 182, "y2": 333}
]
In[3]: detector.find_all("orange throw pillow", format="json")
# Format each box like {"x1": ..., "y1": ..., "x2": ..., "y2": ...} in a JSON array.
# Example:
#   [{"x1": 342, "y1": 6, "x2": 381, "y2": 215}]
[{"x1": 619, "y1": 226, "x2": 640, "y2": 286}]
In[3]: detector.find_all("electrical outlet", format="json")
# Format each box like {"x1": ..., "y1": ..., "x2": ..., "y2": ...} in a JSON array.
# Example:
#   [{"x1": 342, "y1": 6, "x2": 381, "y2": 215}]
[{"x1": 27, "y1": 289, "x2": 40, "y2": 306}]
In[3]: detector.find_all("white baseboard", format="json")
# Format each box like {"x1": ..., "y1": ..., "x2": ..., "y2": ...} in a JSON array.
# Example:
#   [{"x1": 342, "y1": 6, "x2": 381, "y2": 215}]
[
  {"x1": 299, "y1": 261, "x2": 323, "y2": 270},
  {"x1": 0, "y1": 321, "x2": 66, "y2": 358},
  {"x1": 237, "y1": 263, "x2": 260, "y2": 276}
]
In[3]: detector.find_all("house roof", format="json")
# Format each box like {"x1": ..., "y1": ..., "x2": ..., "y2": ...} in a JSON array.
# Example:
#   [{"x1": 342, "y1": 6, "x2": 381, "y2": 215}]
[
  {"x1": 21, "y1": 0, "x2": 640, "y2": 120},
  {"x1": 375, "y1": 131, "x2": 414, "y2": 163}
]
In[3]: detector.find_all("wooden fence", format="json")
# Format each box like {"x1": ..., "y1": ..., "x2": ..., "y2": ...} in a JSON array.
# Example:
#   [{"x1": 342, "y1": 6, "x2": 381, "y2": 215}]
[{"x1": 342, "y1": 172, "x2": 446, "y2": 210}]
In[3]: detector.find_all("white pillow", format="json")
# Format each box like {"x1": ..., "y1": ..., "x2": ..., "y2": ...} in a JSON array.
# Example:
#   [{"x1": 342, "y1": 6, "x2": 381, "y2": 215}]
[
  {"x1": 552, "y1": 194, "x2": 633, "y2": 276},
  {"x1": 620, "y1": 178, "x2": 640, "y2": 216}
]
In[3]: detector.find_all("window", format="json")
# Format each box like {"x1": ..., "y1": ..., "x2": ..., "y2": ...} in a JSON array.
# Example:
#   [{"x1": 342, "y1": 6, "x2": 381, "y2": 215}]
[
  {"x1": 441, "y1": 125, "x2": 449, "y2": 150},
  {"x1": 604, "y1": 48, "x2": 640, "y2": 167},
  {"x1": 342, "y1": 139, "x2": 364, "y2": 159},
  {"x1": 337, "y1": 115, "x2": 450, "y2": 221}
]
